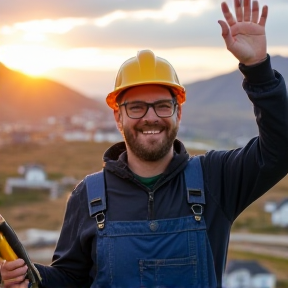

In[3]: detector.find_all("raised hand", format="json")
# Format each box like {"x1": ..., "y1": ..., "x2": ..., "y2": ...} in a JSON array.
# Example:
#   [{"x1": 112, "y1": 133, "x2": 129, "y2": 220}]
[{"x1": 218, "y1": 0, "x2": 268, "y2": 65}]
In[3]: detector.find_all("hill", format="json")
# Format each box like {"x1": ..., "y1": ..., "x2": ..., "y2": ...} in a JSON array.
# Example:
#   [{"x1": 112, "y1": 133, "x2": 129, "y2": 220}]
[
  {"x1": 0, "y1": 63, "x2": 109, "y2": 125},
  {"x1": 1, "y1": 56, "x2": 288, "y2": 146},
  {"x1": 180, "y1": 55, "x2": 288, "y2": 144}
]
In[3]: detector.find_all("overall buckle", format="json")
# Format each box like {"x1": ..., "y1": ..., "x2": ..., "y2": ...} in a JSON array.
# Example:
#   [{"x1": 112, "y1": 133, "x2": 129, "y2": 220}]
[
  {"x1": 191, "y1": 204, "x2": 203, "y2": 221},
  {"x1": 95, "y1": 212, "x2": 105, "y2": 229}
]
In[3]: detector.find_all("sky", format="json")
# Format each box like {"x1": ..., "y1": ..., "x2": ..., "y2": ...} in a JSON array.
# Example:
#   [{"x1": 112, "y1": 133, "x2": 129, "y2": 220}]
[{"x1": 0, "y1": 0, "x2": 287, "y2": 99}]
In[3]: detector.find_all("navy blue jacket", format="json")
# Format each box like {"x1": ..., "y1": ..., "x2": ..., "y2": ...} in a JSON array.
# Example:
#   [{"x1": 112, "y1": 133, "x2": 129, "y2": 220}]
[{"x1": 36, "y1": 56, "x2": 288, "y2": 287}]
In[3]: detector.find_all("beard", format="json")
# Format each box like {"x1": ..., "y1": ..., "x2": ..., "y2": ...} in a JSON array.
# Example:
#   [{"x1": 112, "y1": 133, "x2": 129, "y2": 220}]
[{"x1": 123, "y1": 124, "x2": 178, "y2": 162}]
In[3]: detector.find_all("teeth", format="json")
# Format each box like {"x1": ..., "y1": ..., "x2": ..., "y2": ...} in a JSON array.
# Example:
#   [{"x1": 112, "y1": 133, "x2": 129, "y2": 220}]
[{"x1": 143, "y1": 131, "x2": 160, "y2": 134}]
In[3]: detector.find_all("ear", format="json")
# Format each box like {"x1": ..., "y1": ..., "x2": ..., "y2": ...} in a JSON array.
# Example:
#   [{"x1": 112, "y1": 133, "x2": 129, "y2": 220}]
[
  {"x1": 176, "y1": 104, "x2": 182, "y2": 121},
  {"x1": 114, "y1": 109, "x2": 123, "y2": 131}
]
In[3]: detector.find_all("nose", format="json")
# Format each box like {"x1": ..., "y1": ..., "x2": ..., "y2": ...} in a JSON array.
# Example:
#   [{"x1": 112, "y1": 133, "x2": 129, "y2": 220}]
[{"x1": 142, "y1": 105, "x2": 158, "y2": 120}]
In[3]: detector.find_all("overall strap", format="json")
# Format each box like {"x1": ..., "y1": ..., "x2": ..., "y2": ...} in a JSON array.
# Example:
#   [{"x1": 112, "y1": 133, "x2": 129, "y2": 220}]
[
  {"x1": 184, "y1": 156, "x2": 205, "y2": 221},
  {"x1": 85, "y1": 171, "x2": 106, "y2": 228},
  {"x1": 184, "y1": 156, "x2": 205, "y2": 204}
]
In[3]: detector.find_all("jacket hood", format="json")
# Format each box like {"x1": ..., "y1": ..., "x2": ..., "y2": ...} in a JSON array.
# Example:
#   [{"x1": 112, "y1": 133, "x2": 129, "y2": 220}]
[{"x1": 103, "y1": 139, "x2": 190, "y2": 181}]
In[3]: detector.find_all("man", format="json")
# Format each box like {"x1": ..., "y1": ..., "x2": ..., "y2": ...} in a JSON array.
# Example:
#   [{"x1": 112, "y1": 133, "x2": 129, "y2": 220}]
[{"x1": 1, "y1": 0, "x2": 288, "y2": 287}]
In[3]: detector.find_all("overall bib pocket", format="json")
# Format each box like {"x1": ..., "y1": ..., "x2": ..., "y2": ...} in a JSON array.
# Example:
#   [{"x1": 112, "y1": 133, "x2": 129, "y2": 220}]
[{"x1": 139, "y1": 255, "x2": 197, "y2": 287}]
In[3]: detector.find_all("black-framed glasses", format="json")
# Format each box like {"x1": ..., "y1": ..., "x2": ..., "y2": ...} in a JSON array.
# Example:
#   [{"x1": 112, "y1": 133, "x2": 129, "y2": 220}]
[{"x1": 118, "y1": 99, "x2": 177, "y2": 119}]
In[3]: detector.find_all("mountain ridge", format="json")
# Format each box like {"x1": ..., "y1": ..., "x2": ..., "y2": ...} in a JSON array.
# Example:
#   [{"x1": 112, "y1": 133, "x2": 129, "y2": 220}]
[
  {"x1": 0, "y1": 63, "x2": 108, "y2": 124},
  {"x1": 180, "y1": 55, "x2": 288, "y2": 142},
  {"x1": 1, "y1": 56, "x2": 287, "y2": 144}
]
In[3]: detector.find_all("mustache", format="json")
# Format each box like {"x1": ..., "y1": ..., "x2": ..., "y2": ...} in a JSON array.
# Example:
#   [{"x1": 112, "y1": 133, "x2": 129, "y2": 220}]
[{"x1": 136, "y1": 122, "x2": 165, "y2": 130}]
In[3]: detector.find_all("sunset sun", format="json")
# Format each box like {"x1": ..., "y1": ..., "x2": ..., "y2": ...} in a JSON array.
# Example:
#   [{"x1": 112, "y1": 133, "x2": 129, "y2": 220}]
[
  {"x1": 0, "y1": 44, "x2": 61, "y2": 76},
  {"x1": 0, "y1": 18, "x2": 86, "y2": 77}
]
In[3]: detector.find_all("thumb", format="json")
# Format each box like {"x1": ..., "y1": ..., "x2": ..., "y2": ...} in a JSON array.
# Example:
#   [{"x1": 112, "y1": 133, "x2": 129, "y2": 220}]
[{"x1": 218, "y1": 20, "x2": 233, "y2": 48}]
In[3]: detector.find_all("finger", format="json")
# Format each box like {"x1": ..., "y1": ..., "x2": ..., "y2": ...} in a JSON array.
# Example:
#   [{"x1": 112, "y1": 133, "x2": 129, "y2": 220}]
[
  {"x1": 221, "y1": 2, "x2": 236, "y2": 27},
  {"x1": 5, "y1": 279, "x2": 29, "y2": 288},
  {"x1": 3, "y1": 259, "x2": 26, "y2": 271},
  {"x1": 234, "y1": 0, "x2": 243, "y2": 22},
  {"x1": 4, "y1": 273, "x2": 27, "y2": 284},
  {"x1": 258, "y1": 5, "x2": 268, "y2": 27},
  {"x1": 251, "y1": 1, "x2": 259, "y2": 23},
  {"x1": 243, "y1": 0, "x2": 251, "y2": 22}
]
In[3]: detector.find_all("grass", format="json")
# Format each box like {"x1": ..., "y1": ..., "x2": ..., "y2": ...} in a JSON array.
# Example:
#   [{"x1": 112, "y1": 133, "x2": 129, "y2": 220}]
[{"x1": 0, "y1": 141, "x2": 107, "y2": 179}]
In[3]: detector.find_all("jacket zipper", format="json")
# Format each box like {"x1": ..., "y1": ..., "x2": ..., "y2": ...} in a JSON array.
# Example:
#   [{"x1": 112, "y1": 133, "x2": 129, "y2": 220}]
[{"x1": 148, "y1": 191, "x2": 154, "y2": 220}]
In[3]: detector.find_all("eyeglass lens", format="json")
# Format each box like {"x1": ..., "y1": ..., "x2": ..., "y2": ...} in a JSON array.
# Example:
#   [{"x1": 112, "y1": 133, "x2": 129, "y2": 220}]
[{"x1": 125, "y1": 100, "x2": 175, "y2": 118}]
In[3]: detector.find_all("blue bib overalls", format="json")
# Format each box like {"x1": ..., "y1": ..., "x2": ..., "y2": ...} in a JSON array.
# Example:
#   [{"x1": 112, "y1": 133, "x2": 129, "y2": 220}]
[{"x1": 85, "y1": 157, "x2": 217, "y2": 288}]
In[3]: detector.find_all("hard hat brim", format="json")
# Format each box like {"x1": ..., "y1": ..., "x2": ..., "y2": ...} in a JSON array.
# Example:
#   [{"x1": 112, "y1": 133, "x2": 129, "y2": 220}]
[{"x1": 106, "y1": 82, "x2": 185, "y2": 110}]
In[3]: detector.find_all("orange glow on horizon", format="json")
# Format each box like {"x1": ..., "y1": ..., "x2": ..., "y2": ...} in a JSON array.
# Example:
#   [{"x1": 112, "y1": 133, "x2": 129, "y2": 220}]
[{"x1": 0, "y1": 45, "x2": 61, "y2": 76}]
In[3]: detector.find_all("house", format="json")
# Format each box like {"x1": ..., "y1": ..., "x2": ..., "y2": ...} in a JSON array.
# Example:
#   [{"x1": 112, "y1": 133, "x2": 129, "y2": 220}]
[
  {"x1": 5, "y1": 164, "x2": 59, "y2": 199},
  {"x1": 270, "y1": 198, "x2": 288, "y2": 227},
  {"x1": 264, "y1": 201, "x2": 277, "y2": 213},
  {"x1": 62, "y1": 130, "x2": 92, "y2": 142},
  {"x1": 93, "y1": 127, "x2": 122, "y2": 143},
  {"x1": 223, "y1": 260, "x2": 276, "y2": 288},
  {"x1": 18, "y1": 228, "x2": 60, "y2": 248}
]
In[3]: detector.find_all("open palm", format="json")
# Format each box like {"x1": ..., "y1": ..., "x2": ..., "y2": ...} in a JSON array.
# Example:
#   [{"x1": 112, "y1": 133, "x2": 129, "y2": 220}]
[{"x1": 219, "y1": 0, "x2": 268, "y2": 65}]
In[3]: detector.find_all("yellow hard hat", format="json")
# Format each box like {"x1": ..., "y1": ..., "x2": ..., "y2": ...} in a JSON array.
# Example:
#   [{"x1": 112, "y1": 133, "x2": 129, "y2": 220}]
[{"x1": 106, "y1": 49, "x2": 186, "y2": 110}]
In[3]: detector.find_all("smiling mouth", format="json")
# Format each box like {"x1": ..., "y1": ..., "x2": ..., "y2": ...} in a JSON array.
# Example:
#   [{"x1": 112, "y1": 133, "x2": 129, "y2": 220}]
[{"x1": 142, "y1": 130, "x2": 160, "y2": 134}]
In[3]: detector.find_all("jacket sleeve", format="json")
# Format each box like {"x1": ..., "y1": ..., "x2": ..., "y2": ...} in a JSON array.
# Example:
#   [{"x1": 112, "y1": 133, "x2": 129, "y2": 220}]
[
  {"x1": 203, "y1": 55, "x2": 288, "y2": 222},
  {"x1": 34, "y1": 181, "x2": 95, "y2": 288}
]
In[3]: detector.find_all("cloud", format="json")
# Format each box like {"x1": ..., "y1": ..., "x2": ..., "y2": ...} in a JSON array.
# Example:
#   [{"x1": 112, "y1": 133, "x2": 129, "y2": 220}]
[
  {"x1": 93, "y1": 0, "x2": 215, "y2": 27},
  {"x1": 0, "y1": 0, "x2": 167, "y2": 24},
  {"x1": 0, "y1": 1, "x2": 223, "y2": 49},
  {"x1": 45, "y1": 9, "x2": 222, "y2": 49},
  {"x1": 1, "y1": 0, "x2": 287, "y2": 50}
]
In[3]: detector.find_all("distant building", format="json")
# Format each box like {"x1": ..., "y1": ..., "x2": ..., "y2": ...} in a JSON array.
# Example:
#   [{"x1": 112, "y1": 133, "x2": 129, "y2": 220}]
[
  {"x1": 93, "y1": 127, "x2": 122, "y2": 143},
  {"x1": 224, "y1": 260, "x2": 276, "y2": 288},
  {"x1": 93, "y1": 131, "x2": 121, "y2": 143},
  {"x1": 5, "y1": 164, "x2": 59, "y2": 199},
  {"x1": 62, "y1": 130, "x2": 92, "y2": 142},
  {"x1": 264, "y1": 201, "x2": 277, "y2": 213},
  {"x1": 19, "y1": 228, "x2": 60, "y2": 248},
  {"x1": 270, "y1": 198, "x2": 288, "y2": 227}
]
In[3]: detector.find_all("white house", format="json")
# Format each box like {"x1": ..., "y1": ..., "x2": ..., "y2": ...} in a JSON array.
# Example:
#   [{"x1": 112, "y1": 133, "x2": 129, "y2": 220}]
[
  {"x1": 62, "y1": 130, "x2": 92, "y2": 142},
  {"x1": 93, "y1": 131, "x2": 122, "y2": 143},
  {"x1": 264, "y1": 201, "x2": 277, "y2": 213},
  {"x1": 270, "y1": 198, "x2": 288, "y2": 227},
  {"x1": 224, "y1": 260, "x2": 276, "y2": 288},
  {"x1": 19, "y1": 228, "x2": 60, "y2": 248},
  {"x1": 5, "y1": 164, "x2": 59, "y2": 199}
]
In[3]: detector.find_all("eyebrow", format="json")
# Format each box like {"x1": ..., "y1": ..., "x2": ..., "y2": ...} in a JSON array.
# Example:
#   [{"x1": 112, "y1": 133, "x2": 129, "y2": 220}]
[{"x1": 122, "y1": 99, "x2": 174, "y2": 104}]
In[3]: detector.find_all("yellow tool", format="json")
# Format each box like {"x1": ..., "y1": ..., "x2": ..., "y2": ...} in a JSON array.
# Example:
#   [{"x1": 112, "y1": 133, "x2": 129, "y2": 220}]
[
  {"x1": 0, "y1": 231, "x2": 18, "y2": 260},
  {"x1": 0, "y1": 215, "x2": 41, "y2": 288}
]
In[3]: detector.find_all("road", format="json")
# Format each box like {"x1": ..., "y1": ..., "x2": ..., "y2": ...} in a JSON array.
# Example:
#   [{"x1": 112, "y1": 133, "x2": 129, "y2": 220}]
[{"x1": 229, "y1": 233, "x2": 288, "y2": 259}]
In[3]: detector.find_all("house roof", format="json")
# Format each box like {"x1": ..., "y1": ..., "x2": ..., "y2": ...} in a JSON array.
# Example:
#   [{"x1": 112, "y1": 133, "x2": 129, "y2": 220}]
[
  {"x1": 18, "y1": 163, "x2": 47, "y2": 177},
  {"x1": 226, "y1": 260, "x2": 271, "y2": 276},
  {"x1": 19, "y1": 163, "x2": 45, "y2": 172}
]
